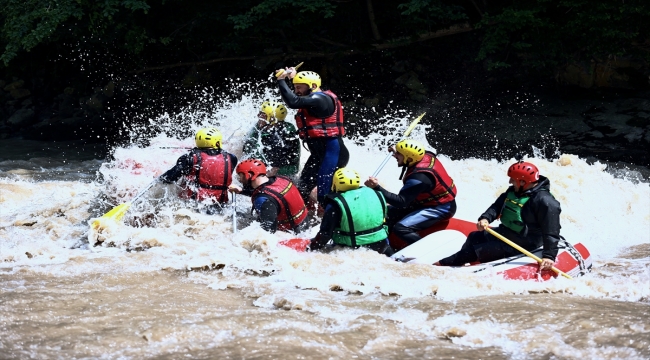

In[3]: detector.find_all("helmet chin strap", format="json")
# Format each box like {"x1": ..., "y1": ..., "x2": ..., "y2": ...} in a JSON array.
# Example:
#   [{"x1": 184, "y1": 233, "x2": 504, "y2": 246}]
[{"x1": 399, "y1": 165, "x2": 408, "y2": 180}]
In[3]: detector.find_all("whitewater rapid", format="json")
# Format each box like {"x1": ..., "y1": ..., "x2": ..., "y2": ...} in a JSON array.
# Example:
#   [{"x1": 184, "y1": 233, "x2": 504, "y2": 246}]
[{"x1": 1, "y1": 88, "x2": 648, "y2": 359}]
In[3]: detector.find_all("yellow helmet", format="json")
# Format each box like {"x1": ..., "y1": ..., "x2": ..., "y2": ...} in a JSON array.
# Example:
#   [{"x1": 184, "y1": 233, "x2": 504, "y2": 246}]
[
  {"x1": 395, "y1": 139, "x2": 425, "y2": 166},
  {"x1": 195, "y1": 128, "x2": 222, "y2": 149},
  {"x1": 331, "y1": 167, "x2": 361, "y2": 192},
  {"x1": 273, "y1": 102, "x2": 287, "y2": 122},
  {"x1": 260, "y1": 101, "x2": 275, "y2": 121},
  {"x1": 293, "y1": 71, "x2": 321, "y2": 89}
]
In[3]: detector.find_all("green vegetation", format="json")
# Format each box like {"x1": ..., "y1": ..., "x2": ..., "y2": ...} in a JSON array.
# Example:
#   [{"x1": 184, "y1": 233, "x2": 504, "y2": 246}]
[{"x1": 0, "y1": 0, "x2": 648, "y2": 75}]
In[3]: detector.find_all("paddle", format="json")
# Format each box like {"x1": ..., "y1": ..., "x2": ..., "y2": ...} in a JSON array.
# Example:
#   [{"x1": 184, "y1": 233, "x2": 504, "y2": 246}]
[
  {"x1": 275, "y1": 62, "x2": 304, "y2": 78},
  {"x1": 371, "y1": 112, "x2": 426, "y2": 177},
  {"x1": 92, "y1": 178, "x2": 160, "y2": 228},
  {"x1": 484, "y1": 227, "x2": 572, "y2": 279},
  {"x1": 232, "y1": 194, "x2": 238, "y2": 234}
]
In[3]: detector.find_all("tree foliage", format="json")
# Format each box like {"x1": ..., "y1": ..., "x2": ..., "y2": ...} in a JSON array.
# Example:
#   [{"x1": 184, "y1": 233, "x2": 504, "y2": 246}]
[
  {"x1": 0, "y1": 0, "x2": 648, "y2": 73},
  {"x1": 0, "y1": 0, "x2": 150, "y2": 65}
]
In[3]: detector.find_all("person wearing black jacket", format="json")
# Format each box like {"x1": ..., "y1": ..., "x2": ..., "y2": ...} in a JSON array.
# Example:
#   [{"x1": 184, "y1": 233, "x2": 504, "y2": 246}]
[
  {"x1": 275, "y1": 67, "x2": 349, "y2": 207},
  {"x1": 229, "y1": 159, "x2": 308, "y2": 234},
  {"x1": 435, "y1": 161, "x2": 560, "y2": 271}
]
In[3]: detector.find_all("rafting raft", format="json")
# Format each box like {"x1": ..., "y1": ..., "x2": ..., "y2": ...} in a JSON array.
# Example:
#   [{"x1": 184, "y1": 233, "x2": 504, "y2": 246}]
[{"x1": 281, "y1": 218, "x2": 592, "y2": 281}]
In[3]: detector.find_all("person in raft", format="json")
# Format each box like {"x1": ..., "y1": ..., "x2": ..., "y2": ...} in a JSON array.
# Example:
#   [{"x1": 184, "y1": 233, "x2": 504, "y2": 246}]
[
  {"x1": 242, "y1": 101, "x2": 301, "y2": 178},
  {"x1": 309, "y1": 168, "x2": 393, "y2": 256},
  {"x1": 364, "y1": 139, "x2": 457, "y2": 247},
  {"x1": 228, "y1": 159, "x2": 308, "y2": 234},
  {"x1": 435, "y1": 160, "x2": 560, "y2": 271},
  {"x1": 275, "y1": 68, "x2": 349, "y2": 208},
  {"x1": 160, "y1": 128, "x2": 237, "y2": 214}
]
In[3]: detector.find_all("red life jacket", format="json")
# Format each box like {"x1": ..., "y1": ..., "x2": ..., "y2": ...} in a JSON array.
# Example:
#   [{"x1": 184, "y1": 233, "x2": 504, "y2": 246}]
[
  {"x1": 183, "y1": 149, "x2": 232, "y2": 203},
  {"x1": 403, "y1": 151, "x2": 456, "y2": 207},
  {"x1": 294, "y1": 90, "x2": 345, "y2": 139},
  {"x1": 252, "y1": 176, "x2": 307, "y2": 232}
]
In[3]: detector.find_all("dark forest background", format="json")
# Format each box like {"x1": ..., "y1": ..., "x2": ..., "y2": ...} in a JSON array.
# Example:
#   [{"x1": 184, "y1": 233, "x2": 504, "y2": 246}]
[{"x1": 1, "y1": 0, "x2": 649, "y2": 164}]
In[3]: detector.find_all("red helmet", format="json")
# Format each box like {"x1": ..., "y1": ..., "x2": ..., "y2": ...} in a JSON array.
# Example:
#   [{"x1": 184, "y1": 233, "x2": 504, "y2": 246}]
[
  {"x1": 507, "y1": 161, "x2": 539, "y2": 185},
  {"x1": 236, "y1": 159, "x2": 267, "y2": 183}
]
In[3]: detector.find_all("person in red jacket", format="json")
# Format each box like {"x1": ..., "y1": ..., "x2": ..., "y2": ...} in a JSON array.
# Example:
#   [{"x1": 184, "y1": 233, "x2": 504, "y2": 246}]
[
  {"x1": 275, "y1": 68, "x2": 349, "y2": 208},
  {"x1": 160, "y1": 127, "x2": 237, "y2": 214},
  {"x1": 229, "y1": 159, "x2": 308, "y2": 234},
  {"x1": 365, "y1": 139, "x2": 457, "y2": 246}
]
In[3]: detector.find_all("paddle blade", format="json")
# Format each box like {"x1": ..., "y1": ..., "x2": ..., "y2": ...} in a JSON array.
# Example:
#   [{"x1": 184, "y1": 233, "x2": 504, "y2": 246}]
[
  {"x1": 102, "y1": 202, "x2": 132, "y2": 222},
  {"x1": 403, "y1": 112, "x2": 426, "y2": 137},
  {"x1": 279, "y1": 238, "x2": 311, "y2": 252}
]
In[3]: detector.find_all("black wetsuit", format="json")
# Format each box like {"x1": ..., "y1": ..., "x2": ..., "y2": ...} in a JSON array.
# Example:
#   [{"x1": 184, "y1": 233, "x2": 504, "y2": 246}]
[
  {"x1": 376, "y1": 172, "x2": 456, "y2": 245},
  {"x1": 439, "y1": 176, "x2": 561, "y2": 266},
  {"x1": 278, "y1": 80, "x2": 349, "y2": 204}
]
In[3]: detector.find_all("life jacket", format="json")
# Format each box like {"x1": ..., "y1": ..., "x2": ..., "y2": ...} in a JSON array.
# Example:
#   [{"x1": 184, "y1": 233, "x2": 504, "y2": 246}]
[
  {"x1": 294, "y1": 90, "x2": 345, "y2": 139},
  {"x1": 403, "y1": 151, "x2": 456, "y2": 207},
  {"x1": 330, "y1": 187, "x2": 389, "y2": 247},
  {"x1": 252, "y1": 176, "x2": 307, "y2": 232},
  {"x1": 499, "y1": 189, "x2": 530, "y2": 235},
  {"x1": 183, "y1": 149, "x2": 232, "y2": 203}
]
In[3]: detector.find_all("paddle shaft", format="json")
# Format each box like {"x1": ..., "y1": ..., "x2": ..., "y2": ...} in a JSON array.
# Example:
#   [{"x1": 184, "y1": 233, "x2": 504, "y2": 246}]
[
  {"x1": 275, "y1": 62, "x2": 304, "y2": 78},
  {"x1": 232, "y1": 194, "x2": 237, "y2": 234},
  {"x1": 484, "y1": 227, "x2": 572, "y2": 279},
  {"x1": 131, "y1": 178, "x2": 160, "y2": 205},
  {"x1": 371, "y1": 112, "x2": 426, "y2": 178}
]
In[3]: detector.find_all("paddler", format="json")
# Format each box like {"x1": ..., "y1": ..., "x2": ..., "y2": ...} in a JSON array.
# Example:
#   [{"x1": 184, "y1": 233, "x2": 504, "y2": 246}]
[
  {"x1": 364, "y1": 139, "x2": 457, "y2": 247},
  {"x1": 309, "y1": 168, "x2": 393, "y2": 255},
  {"x1": 274, "y1": 67, "x2": 349, "y2": 209},
  {"x1": 160, "y1": 127, "x2": 238, "y2": 214},
  {"x1": 242, "y1": 101, "x2": 301, "y2": 178},
  {"x1": 434, "y1": 160, "x2": 560, "y2": 271},
  {"x1": 228, "y1": 158, "x2": 308, "y2": 234}
]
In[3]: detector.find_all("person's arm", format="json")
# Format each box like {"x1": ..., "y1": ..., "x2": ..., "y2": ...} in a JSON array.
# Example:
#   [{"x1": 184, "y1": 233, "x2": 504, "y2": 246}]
[
  {"x1": 534, "y1": 192, "x2": 562, "y2": 262},
  {"x1": 479, "y1": 191, "x2": 508, "y2": 223},
  {"x1": 253, "y1": 195, "x2": 279, "y2": 233},
  {"x1": 159, "y1": 154, "x2": 193, "y2": 183},
  {"x1": 376, "y1": 173, "x2": 433, "y2": 208},
  {"x1": 227, "y1": 152, "x2": 238, "y2": 167},
  {"x1": 310, "y1": 203, "x2": 341, "y2": 250}
]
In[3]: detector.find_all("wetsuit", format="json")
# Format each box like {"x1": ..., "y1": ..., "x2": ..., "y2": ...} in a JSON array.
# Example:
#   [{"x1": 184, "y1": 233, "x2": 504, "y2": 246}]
[
  {"x1": 160, "y1": 148, "x2": 238, "y2": 213},
  {"x1": 242, "y1": 122, "x2": 301, "y2": 177},
  {"x1": 278, "y1": 79, "x2": 349, "y2": 204},
  {"x1": 310, "y1": 187, "x2": 393, "y2": 256},
  {"x1": 376, "y1": 173, "x2": 456, "y2": 245},
  {"x1": 438, "y1": 176, "x2": 561, "y2": 266},
  {"x1": 241, "y1": 177, "x2": 307, "y2": 234}
]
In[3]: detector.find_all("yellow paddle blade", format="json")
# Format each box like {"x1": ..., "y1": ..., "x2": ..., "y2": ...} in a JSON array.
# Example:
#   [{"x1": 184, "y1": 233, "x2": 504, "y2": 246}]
[
  {"x1": 102, "y1": 202, "x2": 132, "y2": 221},
  {"x1": 403, "y1": 112, "x2": 426, "y2": 137}
]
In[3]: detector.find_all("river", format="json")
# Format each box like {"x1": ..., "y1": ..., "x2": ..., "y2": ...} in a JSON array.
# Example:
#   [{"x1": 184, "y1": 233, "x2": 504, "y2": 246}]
[{"x1": 1, "y1": 91, "x2": 649, "y2": 359}]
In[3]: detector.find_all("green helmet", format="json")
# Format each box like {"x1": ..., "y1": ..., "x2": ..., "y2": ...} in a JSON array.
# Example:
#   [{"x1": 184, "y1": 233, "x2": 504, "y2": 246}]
[
  {"x1": 395, "y1": 139, "x2": 425, "y2": 166},
  {"x1": 195, "y1": 128, "x2": 222, "y2": 149},
  {"x1": 331, "y1": 167, "x2": 361, "y2": 192},
  {"x1": 293, "y1": 71, "x2": 321, "y2": 89}
]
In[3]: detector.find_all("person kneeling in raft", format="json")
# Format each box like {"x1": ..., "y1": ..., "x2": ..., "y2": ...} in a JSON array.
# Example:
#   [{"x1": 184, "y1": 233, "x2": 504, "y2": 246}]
[
  {"x1": 364, "y1": 139, "x2": 457, "y2": 246},
  {"x1": 309, "y1": 168, "x2": 394, "y2": 256},
  {"x1": 229, "y1": 159, "x2": 308, "y2": 234},
  {"x1": 434, "y1": 160, "x2": 560, "y2": 271},
  {"x1": 160, "y1": 128, "x2": 238, "y2": 215},
  {"x1": 242, "y1": 101, "x2": 301, "y2": 178}
]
